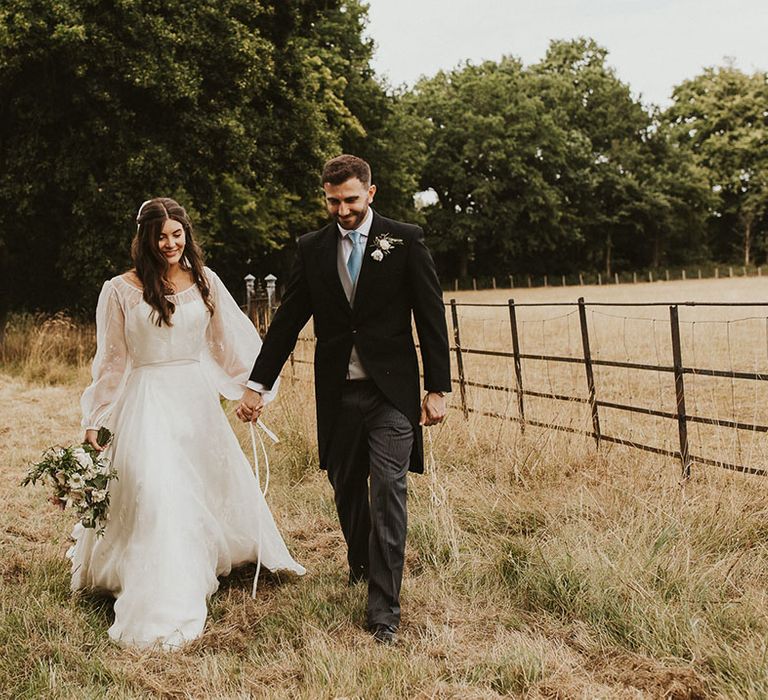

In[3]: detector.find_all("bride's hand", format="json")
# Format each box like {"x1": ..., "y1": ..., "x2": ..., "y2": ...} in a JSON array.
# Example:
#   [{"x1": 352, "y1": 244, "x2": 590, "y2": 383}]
[
  {"x1": 84, "y1": 429, "x2": 105, "y2": 451},
  {"x1": 236, "y1": 388, "x2": 265, "y2": 423}
]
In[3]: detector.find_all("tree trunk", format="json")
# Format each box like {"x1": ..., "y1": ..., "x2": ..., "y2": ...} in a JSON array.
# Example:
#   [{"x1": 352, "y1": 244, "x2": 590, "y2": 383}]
[
  {"x1": 652, "y1": 232, "x2": 661, "y2": 269},
  {"x1": 744, "y1": 217, "x2": 752, "y2": 267},
  {"x1": 458, "y1": 249, "x2": 469, "y2": 280},
  {"x1": 604, "y1": 233, "x2": 613, "y2": 278}
]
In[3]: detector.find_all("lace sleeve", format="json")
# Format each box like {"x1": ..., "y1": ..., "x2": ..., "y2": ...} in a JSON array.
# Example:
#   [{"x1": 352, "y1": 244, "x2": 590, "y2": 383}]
[
  {"x1": 203, "y1": 268, "x2": 279, "y2": 403},
  {"x1": 80, "y1": 280, "x2": 130, "y2": 429}
]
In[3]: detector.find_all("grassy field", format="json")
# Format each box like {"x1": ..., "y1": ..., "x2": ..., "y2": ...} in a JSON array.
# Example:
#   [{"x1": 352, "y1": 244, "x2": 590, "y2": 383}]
[{"x1": 3, "y1": 277, "x2": 768, "y2": 698}]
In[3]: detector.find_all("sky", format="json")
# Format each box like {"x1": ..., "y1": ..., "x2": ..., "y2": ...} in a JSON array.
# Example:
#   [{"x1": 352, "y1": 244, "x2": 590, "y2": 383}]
[{"x1": 364, "y1": 0, "x2": 768, "y2": 107}]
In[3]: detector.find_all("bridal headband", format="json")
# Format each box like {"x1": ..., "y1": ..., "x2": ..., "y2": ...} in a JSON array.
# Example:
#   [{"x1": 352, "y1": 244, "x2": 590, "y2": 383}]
[{"x1": 136, "y1": 199, "x2": 153, "y2": 224}]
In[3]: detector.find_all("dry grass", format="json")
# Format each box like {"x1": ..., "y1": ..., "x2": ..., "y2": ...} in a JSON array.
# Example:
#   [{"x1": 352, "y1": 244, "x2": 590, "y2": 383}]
[
  {"x1": 0, "y1": 312, "x2": 95, "y2": 386},
  {"x1": 3, "y1": 278, "x2": 768, "y2": 698}
]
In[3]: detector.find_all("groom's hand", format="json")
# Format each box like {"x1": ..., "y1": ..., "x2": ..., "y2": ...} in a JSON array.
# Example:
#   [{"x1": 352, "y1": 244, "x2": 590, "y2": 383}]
[
  {"x1": 420, "y1": 392, "x2": 446, "y2": 426},
  {"x1": 236, "y1": 388, "x2": 265, "y2": 423}
]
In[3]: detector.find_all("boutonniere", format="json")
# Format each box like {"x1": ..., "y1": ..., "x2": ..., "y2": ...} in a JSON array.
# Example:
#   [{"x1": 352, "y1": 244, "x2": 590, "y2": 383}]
[{"x1": 369, "y1": 233, "x2": 403, "y2": 261}]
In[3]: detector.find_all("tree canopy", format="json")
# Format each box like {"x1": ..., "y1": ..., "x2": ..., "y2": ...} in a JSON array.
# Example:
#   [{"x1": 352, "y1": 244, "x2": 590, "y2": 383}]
[
  {"x1": 664, "y1": 64, "x2": 768, "y2": 266},
  {"x1": 409, "y1": 39, "x2": 714, "y2": 279},
  {"x1": 0, "y1": 2, "x2": 765, "y2": 315},
  {"x1": 0, "y1": 0, "x2": 394, "y2": 313}
]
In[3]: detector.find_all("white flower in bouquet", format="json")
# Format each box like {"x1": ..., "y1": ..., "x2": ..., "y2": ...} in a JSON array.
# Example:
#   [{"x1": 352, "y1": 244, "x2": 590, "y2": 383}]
[
  {"x1": 68, "y1": 473, "x2": 86, "y2": 490},
  {"x1": 371, "y1": 249, "x2": 384, "y2": 262},
  {"x1": 72, "y1": 447, "x2": 94, "y2": 470},
  {"x1": 22, "y1": 428, "x2": 117, "y2": 536},
  {"x1": 378, "y1": 238, "x2": 393, "y2": 251},
  {"x1": 91, "y1": 489, "x2": 109, "y2": 503}
]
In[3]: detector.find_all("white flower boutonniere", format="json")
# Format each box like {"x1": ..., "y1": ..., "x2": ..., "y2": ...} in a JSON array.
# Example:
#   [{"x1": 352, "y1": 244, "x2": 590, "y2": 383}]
[{"x1": 370, "y1": 233, "x2": 403, "y2": 262}]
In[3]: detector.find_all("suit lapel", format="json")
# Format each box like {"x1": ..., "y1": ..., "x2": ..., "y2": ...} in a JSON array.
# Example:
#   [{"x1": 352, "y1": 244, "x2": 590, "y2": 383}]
[
  {"x1": 318, "y1": 224, "x2": 352, "y2": 313},
  {"x1": 352, "y1": 211, "x2": 386, "y2": 310}
]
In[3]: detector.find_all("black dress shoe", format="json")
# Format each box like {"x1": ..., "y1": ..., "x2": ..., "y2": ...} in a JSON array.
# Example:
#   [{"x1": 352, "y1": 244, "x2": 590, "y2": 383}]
[
  {"x1": 370, "y1": 624, "x2": 397, "y2": 645},
  {"x1": 348, "y1": 566, "x2": 368, "y2": 586}
]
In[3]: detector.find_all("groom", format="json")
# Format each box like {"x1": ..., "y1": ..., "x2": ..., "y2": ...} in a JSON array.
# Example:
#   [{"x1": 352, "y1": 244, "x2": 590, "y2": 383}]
[{"x1": 237, "y1": 154, "x2": 451, "y2": 644}]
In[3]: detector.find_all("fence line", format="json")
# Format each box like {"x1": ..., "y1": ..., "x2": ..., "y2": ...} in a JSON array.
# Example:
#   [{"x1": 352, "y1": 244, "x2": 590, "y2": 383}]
[
  {"x1": 446, "y1": 298, "x2": 768, "y2": 478},
  {"x1": 450, "y1": 264, "x2": 765, "y2": 293},
  {"x1": 244, "y1": 275, "x2": 768, "y2": 478}
]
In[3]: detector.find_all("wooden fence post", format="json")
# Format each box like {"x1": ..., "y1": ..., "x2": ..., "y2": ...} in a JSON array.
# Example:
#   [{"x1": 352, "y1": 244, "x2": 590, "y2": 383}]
[
  {"x1": 669, "y1": 305, "x2": 692, "y2": 479},
  {"x1": 450, "y1": 300, "x2": 469, "y2": 419},
  {"x1": 578, "y1": 297, "x2": 601, "y2": 447},
  {"x1": 508, "y1": 299, "x2": 525, "y2": 432}
]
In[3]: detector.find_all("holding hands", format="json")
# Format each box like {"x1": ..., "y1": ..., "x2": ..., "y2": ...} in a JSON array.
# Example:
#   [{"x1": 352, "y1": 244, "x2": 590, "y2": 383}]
[{"x1": 236, "y1": 388, "x2": 265, "y2": 423}]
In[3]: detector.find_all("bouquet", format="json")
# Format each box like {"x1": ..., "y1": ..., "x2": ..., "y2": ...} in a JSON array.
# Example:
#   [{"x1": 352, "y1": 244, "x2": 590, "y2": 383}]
[{"x1": 22, "y1": 427, "x2": 117, "y2": 535}]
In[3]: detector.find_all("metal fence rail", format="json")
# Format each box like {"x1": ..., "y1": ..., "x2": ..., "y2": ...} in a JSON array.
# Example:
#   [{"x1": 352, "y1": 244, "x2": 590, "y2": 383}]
[
  {"x1": 244, "y1": 275, "x2": 768, "y2": 478},
  {"x1": 446, "y1": 298, "x2": 768, "y2": 478}
]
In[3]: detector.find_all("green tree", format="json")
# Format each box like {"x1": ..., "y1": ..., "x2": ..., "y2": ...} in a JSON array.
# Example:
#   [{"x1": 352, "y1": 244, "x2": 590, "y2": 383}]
[
  {"x1": 300, "y1": 1, "x2": 424, "y2": 222},
  {"x1": 532, "y1": 39, "x2": 665, "y2": 276},
  {"x1": 410, "y1": 38, "x2": 711, "y2": 279},
  {"x1": 665, "y1": 64, "x2": 768, "y2": 266},
  {"x1": 0, "y1": 0, "x2": 372, "y2": 314},
  {"x1": 411, "y1": 57, "x2": 580, "y2": 278}
]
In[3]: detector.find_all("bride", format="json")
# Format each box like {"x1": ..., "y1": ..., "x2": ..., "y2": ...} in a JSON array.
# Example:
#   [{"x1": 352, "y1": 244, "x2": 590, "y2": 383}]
[{"x1": 70, "y1": 197, "x2": 305, "y2": 649}]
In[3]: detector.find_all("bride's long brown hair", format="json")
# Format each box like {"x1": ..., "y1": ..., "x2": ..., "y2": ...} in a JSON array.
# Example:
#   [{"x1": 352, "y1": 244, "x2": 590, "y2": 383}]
[{"x1": 131, "y1": 198, "x2": 214, "y2": 326}]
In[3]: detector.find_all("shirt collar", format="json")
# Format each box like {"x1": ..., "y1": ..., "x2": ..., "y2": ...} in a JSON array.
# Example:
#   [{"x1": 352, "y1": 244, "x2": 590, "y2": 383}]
[{"x1": 337, "y1": 207, "x2": 374, "y2": 239}]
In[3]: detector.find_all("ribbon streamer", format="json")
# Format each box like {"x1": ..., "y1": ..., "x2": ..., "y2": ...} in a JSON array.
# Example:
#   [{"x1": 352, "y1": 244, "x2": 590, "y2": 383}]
[{"x1": 248, "y1": 419, "x2": 279, "y2": 598}]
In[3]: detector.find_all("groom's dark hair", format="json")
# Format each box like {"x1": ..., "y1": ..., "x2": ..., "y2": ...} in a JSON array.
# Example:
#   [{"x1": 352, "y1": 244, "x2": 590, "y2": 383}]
[{"x1": 322, "y1": 154, "x2": 371, "y2": 187}]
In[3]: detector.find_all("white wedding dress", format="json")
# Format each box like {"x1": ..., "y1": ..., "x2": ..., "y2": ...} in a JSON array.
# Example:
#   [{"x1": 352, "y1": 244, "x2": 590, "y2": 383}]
[{"x1": 69, "y1": 268, "x2": 304, "y2": 649}]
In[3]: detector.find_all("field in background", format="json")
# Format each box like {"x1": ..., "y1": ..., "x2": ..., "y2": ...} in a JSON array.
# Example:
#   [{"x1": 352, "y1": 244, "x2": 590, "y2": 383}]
[{"x1": 4, "y1": 276, "x2": 768, "y2": 697}]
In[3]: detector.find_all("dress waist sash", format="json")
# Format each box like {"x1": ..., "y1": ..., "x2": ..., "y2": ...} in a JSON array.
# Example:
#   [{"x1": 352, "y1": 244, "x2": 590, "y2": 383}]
[{"x1": 133, "y1": 359, "x2": 201, "y2": 369}]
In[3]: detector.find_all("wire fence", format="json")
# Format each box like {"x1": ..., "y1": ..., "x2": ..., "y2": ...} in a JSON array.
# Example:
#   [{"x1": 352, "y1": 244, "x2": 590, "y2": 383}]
[
  {"x1": 447, "y1": 263, "x2": 767, "y2": 292},
  {"x1": 245, "y1": 278, "x2": 768, "y2": 479}
]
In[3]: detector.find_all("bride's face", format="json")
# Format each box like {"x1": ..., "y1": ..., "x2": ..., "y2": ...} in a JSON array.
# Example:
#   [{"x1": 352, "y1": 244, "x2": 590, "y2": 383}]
[{"x1": 158, "y1": 218, "x2": 186, "y2": 267}]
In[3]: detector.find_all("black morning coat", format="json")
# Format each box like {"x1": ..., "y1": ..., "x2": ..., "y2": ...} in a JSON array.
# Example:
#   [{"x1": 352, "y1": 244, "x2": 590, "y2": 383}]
[{"x1": 248, "y1": 211, "x2": 452, "y2": 473}]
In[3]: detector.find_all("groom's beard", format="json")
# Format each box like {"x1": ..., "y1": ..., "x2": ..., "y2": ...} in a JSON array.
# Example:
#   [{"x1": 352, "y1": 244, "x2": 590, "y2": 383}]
[{"x1": 335, "y1": 204, "x2": 369, "y2": 231}]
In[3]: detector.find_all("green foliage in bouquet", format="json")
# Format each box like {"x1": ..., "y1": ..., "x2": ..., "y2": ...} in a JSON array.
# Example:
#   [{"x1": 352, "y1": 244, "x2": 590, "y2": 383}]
[{"x1": 22, "y1": 428, "x2": 117, "y2": 535}]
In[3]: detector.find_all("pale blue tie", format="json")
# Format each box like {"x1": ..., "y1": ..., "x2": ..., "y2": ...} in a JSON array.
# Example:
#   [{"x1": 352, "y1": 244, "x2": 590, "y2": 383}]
[{"x1": 347, "y1": 230, "x2": 363, "y2": 283}]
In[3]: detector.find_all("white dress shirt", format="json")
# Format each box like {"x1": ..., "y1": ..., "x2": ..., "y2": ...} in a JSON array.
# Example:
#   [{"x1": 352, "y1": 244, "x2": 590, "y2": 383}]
[{"x1": 338, "y1": 206, "x2": 373, "y2": 269}]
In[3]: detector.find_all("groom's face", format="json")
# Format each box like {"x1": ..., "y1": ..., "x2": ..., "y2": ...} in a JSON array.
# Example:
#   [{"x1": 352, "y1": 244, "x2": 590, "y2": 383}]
[{"x1": 323, "y1": 177, "x2": 376, "y2": 230}]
